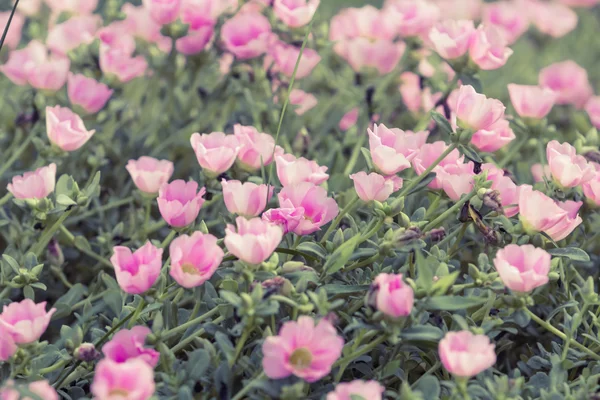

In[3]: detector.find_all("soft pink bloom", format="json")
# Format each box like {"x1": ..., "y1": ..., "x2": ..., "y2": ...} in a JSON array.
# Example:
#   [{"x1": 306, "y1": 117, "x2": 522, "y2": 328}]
[
  {"x1": 350, "y1": 172, "x2": 398, "y2": 202},
  {"x1": 528, "y1": 0, "x2": 578, "y2": 38},
  {"x1": 46, "y1": 15, "x2": 101, "y2": 56},
  {"x1": 91, "y1": 359, "x2": 155, "y2": 400},
  {"x1": 126, "y1": 157, "x2": 174, "y2": 194},
  {"x1": 176, "y1": 25, "x2": 214, "y2": 55},
  {"x1": 585, "y1": 96, "x2": 600, "y2": 129},
  {"x1": 429, "y1": 20, "x2": 476, "y2": 60},
  {"x1": 433, "y1": 0, "x2": 482, "y2": 20},
  {"x1": 368, "y1": 124, "x2": 427, "y2": 175},
  {"x1": 372, "y1": 273, "x2": 414, "y2": 318},
  {"x1": 273, "y1": 0, "x2": 319, "y2": 27},
  {"x1": 219, "y1": 53, "x2": 235, "y2": 75},
  {"x1": 0, "y1": 380, "x2": 58, "y2": 400},
  {"x1": 102, "y1": 326, "x2": 159, "y2": 367},
  {"x1": 439, "y1": 331, "x2": 496, "y2": 378},
  {"x1": 0, "y1": 299, "x2": 56, "y2": 344},
  {"x1": 225, "y1": 217, "x2": 283, "y2": 264},
  {"x1": 7, "y1": 164, "x2": 56, "y2": 200},
  {"x1": 190, "y1": 131, "x2": 240, "y2": 176},
  {"x1": 222, "y1": 180, "x2": 273, "y2": 217},
  {"x1": 469, "y1": 24, "x2": 513, "y2": 70},
  {"x1": 531, "y1": 163, "x2": 552, "y2": 183},
  {"x1": 0, "y1": 12, "x2": 24, "y2": 49},
  {"x1": 67, "y1": 73, "x2": 113, "y2": 114},
  {"x1": 0, "y1": 44, "x2": 35, "y2": 86},
  {"x1": 99, "y1": 43, "x2": 148, "y2": 83},
  {"x1": 471, "y1": 118, "x2": 515, "y2": 152},
  {"x1": 399, "y1": 71, "x2": 442, "y2": 114},
  {"x1": 270, "y1": 41, "x2": 321, "y2": 79},
  {"x1": 494, "y1": 244, "x2": 550, "y2": 292},
  {"x1": 275, "y1": 153, "x2": 329, "y2": 187},
  {"x1": 180, "y1": 0, "x2": 236, "y2": 26},
  {"x1": 454, "y1": 85, "x2": 505, "y2": 131},
  {"x1": 122, "y1": 4, "x2": 173, "y2": 52},
  {"x1": 482, "y1": 164, "x2": 519, "y2": 217},
  {"x1": 289, "y1": 89, "x2": 318, "y2": 115},
  {"x1": 278, "y1": 183, "x2": 339, "y2": 235},
  {"x1": 45, "y1": 0, "x2": 98, "y2": 15},
  {"x1": 412, "y1": 141, "x2": 463, "y2": 189},
  {"x1": 234, "y1": 124, "x2": 280, "y2": 171},
  {"x1": 559, "y1": 0, "x2": 600, "y2": 6},
  {"x1": 262, "y1": 200, "x2": 305, "y2": 234},
  {"x1": 482, "y1": 2, "x2": 529, "y2": 44},
  {"x1": 143, "y1": 0, "x2": 181, "y2": 24},
  {"x1": 221, "y1": 12, "x2": 272, "y2": 59},
  {"x1": 538, "y1": 61, "x2": 593, "y2": 109},
  {"x1": 46, "y1": 106, "x2": 96, "y2": 152},
  {"x1": 326, "y1": 380, "x2": 385, "y2": 400},
  {"x1": 110, "y1": 242, "x2": 163, "y2": 294},
  {"x1": 518, "y1": 185, "x2": 582, "y2": 241},
  {"x1": 385, "y1": 0, "x2": 440, "y2": 38},
  {"x1": 239, "y1": 0, "x2": 270, "y2": 13},
  {"x1": 339, "y1": 108, "x2": 359, "y2": 131},
  {"x1": 438, "y1": 162, "x2": 475, "y2": 201},
  {"x1": 344, "y1": 38, "x2": 406, "y2": 75},
  {"x1": 583, "y1": 174, "x2": 600, "y2": 207},
  {"x1": 547, "y1": 140, "x2": 595, "y2": 188},
  {"x1": 262, "y1": 316, "x2": 344, "y2": 382},
  {"x1": 27, "y1": 57, "x2": 71, "y2": 92},
  {"x1": 508, "y1": 84, "x2": 557, "y2": 120},
  {"x1": 0, "y1": 326, "x2": 16, "y2": 362},
  {"x1": 14, "y1": 0, "x2": 42, "y2": 16},
  {"x1": 169, "y1": 231, "x2": 224, "y2": 288},
  {"x1": 157, "y1": 180, "x2": 206, "y2": 227}
]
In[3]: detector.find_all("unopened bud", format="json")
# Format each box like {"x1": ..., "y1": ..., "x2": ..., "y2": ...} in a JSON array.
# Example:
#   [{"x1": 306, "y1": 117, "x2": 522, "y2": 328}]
[
  {"x1": 261, "y1": 276, "x2": 293, "y2": 297},
  {"x1": 482, "y1": 189, "x2": 503, "y2": 214},
  {"x1": 47, "y1": 239, "x2": 64, "y2": 266},
  {"x1": 74, "y1": 343, "x2": 100, "y2": 362},
  {"x1": 428, "y1": 227, "x2": 446, "y2": 242}
]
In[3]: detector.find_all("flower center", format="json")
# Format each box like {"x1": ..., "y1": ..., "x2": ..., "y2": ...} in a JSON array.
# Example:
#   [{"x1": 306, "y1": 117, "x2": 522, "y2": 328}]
[
  {"x1": 108, "y1": 389, "x2": 129, "y2": 397},
  {"x1": 289, "y1": 348, "x2": 312, "y2": 370},
  {"x1": 181, "y1": 262, "x2": 199, "y2": 275}
]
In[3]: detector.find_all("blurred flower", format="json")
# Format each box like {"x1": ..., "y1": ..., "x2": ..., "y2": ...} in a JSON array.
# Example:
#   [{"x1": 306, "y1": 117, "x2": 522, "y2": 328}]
[
  {"x1": 585, "y1": 96, "x2": 600, "y2": 129},
  {"x1": 433, "y1": 0, "x2": 482, "y2": 20},
  {"x1": 583, "y1": 173, "x2": 600, "y2": 207},
  {"x1": 270, "y1": 41, "x2": 321, "y2": 79},
  {"x1": 494, "y1": 244, "x2": 550, "y2": 292},
  {"x1": 531, "y1": 163, "x2": 552, "y2": 183},
  {"x1": 157, "y1": 180, "x2": 206, "y2": 227},
  {"x1": 14, "y1": 0, "x2": 42, "y2": 16},
  {"x1": 102, "y1": 326, "x2": 159, "y2": 367},
  {"x1": 372, "y1": 273, "x2": 414, "y2": 318},
  {"x1": 547, "y1": 140, "x2": 595, "y2": 188},
  {"x1": 526, "y1": 0, "x2": 578, "y2": 38},
  {"x1": 0, "y1": 299, "x2": 56, "y2": 344},
  {"x1": 262, "y1": 200, "x2": 305, "y2": 234},
  {"x1": 46, "y1": 0, "x2": 98, "y2": 15},
  {"x1": 46, "y1": 15, "x2": 102, "y2": 56},
  {"x1": 0, "y1": 381, "x2": 58, "y2": 400},
  {"x1": 126, "y1": 157, "x2": 174, "y2": 195},
  {"x1": 225, "y1": 217, "x2": 283, "y2": 264},
  {"x1": 439, "y1": 331, "x2": 496, "y2": 378},
  {"x1": 75, "y1": 342, "x2": 100, "y2": 362},
  {"x1": 222, "y1": 180, "x2": 273, "y2": 217},
  {"x1": 469, "y1": 25, "x2": 513, "y2": 70},
  {"x1": 507, "y1": 84, "x2": 557, "y2": 120},
  {"x1": 399, "y1": 72, "x2": 442, "y2": 114},
  {"x1": 368, "y1": 124, "x2": 427, "y2": 175},
  {"x1": 350, "y1": 172, "x2": 399, "y2": 202},
  {"x1": 454, "y1": 85, "x2": 505, "y2": 131},
  {"x1": 67, "y1": 73, "x2": 113, "y2": 114},
  {"x1": 412, "y1": 141, "x2": 463, "y2": 189},
  {"x1": 143, "y1": 0, "x2": 181, "y2": 24},
  {"x1": 278, "y1": 183, "x2": 339, "y2": 235},
  {"x1": 234, "y1": 124, "x2": 281, "y2": 171},
  {"x1": 0, "y1": 12, "x2": 24, "y2": 49},
  {"x1": 482, "y1": 164, "x2": 519, "y2": 217},
  {"x1": 111, "y1": 242, "x2": 163, "y2": 295},
  {"x1": 262, "y1": 316, "x2": 344, "y2": 382},
  {"x1": 46, "y1": 106, "x2": 96, "y2": 151},
  {"x1": 275, "y1": 153, "x2": 329, "y2": 187},
  {"x1": 558, "y1": 0, "x2": 600, "y2": 6},
  {"x1": 429, "y1": 19, "x2": 475, "y2": 60},
  {"x1": 339, "y1": 108, "x2": 359, "y2": 131},
  {"x1": 122, "y1": 4, "x2": 173, "y2": 52},
  {"x1": 326, "y1": 380, "x2": 384, "y2": 400},
  {"x1": 385, "y1": 0, "x2": 440, "y2": 38},
  {"x1": 176, "y1": 25, "x2": 214, "y2": 55},
  {"x1": 169, "y1": 231, "x2": 224, "y2": 288},
  {"x1": 190, "y1": 131, "x2": 240, "y2": 176},
  {"x1": 99, "y1": 42, "x2": 148, "y2": 83},
  {"x1": 538, "y1": 60, "x2": 593, "y2": 109},
  {"x1": 482, "y1": 1, "x2": 529, "y2": 44},
  {"x1": 471, "y1": 118, "x2": 515, "y2": 152},
  {"x1": 91, "y1": 359, "x2": 155, "y2": 400},
  {"x1": 273, "y1": 0, "x2": 320, "y2": 28},
  {"x1": 289, "y1": 89, "x2": 318, "y2": 115},
  {"x1": 221, "y1": 12, "x2": 272, "y2": 59},
  {"x1": 7, "y1": 164, "x2": 56, "y2": 200},
  {"x1": 438, "y1": 162, "x2": 475, "y2": 201}
]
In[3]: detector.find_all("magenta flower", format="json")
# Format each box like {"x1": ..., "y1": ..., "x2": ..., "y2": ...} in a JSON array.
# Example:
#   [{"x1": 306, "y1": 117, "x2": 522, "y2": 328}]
[
  {"x1": 0, "y1": 380, "x2": 58, "y2": 400},
  {"x1": 262, "y1": 200, "x2": 305, "y2": 234},
  {"x1": 91, "y1": 359, "x2": 155, "y2": 400},
  {"x1": 270, "y1": 41, "x2": 321, "y2": 79},
  {"x1": 372, "y1": 273, "x2": 414, "y2": 318},
  {"x1": 176, "y1": 25, "x2": 214, "y2": 55},
  {"x1": 508, "y1": 84, "x2": 557, "y2": 120},
  {"x1": 273, "y1": 0, "x2": 320, "y2": 28},
  {"x1": 385, "y1": 0, "x2": 440, "y2": 38},
  {"x1": 222, "y1": 180, "x2": 273, "y2": 217},
  {"x1": 142, "y1": 0, "x2": 181, "y2": 24},
  {"x1": 221, "y1": 12, "x2": 273, "y2": 59},
  {"x1": 412, "y1": 141, "x2": 463, "y2": 189},
  {"x1": 439, "y1": 331, "x2": 496, "y2": 378},
  {"x1": 7, "y1": 163, "x2": 56, "y2": 200},
  {"x1": 471, "y1": 118, "x2": 515, "y2": 152},
  {"x1": 538, "y1": 61, "x2": 593, "y2": 109},
  {"x1": 482, "y1": 164, "x2": 519, "y2": 217},
  {"x1": 454, "y1": 85, "x2": 505, "y2": 131},
  {"x1": 326, "y1": 380, "x2": 385, "y2": 400},
  {"x1": 157, "y1": 180, "x2": 206, "y2": 228},
  {"x1": 428, "y1": 20, "x2": 475, "y2": 60},
  {"x1": 169, "y1": 231, "x2": 224, "y2": 288},
  {"x1": 67, "y1": 73, "x2": 113, "y2": 114},
  {"x1": 494, "y1": 244, "x2": 551, "y2": 292},
  {"x1": 102, "y1": 326, "x2": 160, "y2": 367},
  {"x1": 469, "y1": 25, "x2": 513, "y2": 70},
  {"x1": 110, "y1": 242, "x2": 163, "y2": 294},
  {"x1": 234, "y1": 125, "x2": 281, "y2": 171},
  {"x1": 482, "y1": 1, "x2": 529, "y2": 44},
  {"x1": 278, "y1": 183, "x2": 339, "y2": 235},
  {"x1": 190, "y1": 132, "x2": 240, "y2": 176},
  {"x1": 546, "y1": 140, "x2": 595, "y2": 188},
  {"x1": 126, "y1": 157, "x2": 174, "y2": 195},
  {"x1": 368, "y1": 124, "x2": 428, "y2": 175},
  {"x1": 46, "y1": 15, "x2": 102, "y2": 56},
  {"x1": 0, "y1": 299, "x2": 56, "y2": 344},
  {"x1": 225, "y1": 217, "x2": 283, "y2": 264},
  {"x1": 46, "y1": 105, "x2": 96, "y2": 152},
  {"x1": 350, "y1": 172, "x2": 398, "y2": 202},
  {"x1": 275, "y1": 153, "x2": 329, "y2": 187},
  {"x1": 262, "y1": 316, "x2": 344, "y2": 382}
]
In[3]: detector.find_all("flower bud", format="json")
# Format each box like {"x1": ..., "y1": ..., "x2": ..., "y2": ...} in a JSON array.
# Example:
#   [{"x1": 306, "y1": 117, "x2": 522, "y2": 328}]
[
  {"x1": 75, "y1": 343, "x2": 100, "y2": 362},
  {"x1": 47, "y1": 239, "x2": 64, "y2": 266}
]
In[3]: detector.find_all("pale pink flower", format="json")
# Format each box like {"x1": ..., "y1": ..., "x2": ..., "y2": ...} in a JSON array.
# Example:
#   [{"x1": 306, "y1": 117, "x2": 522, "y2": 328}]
[
  {"x1": 122, "y1": 4, "x2": 173, "y2": 52},
  {"x1": 368, "y1": 124, "x2": 427, "y2": 175},
  {"x1": 180, "y1": 0, "x2": 236, "y2": 26},
  {"x1": 547, "y1": 140, "x2": 595, "y2": 188},
  {"x1": 91, "y1": 359, "x2": 155, "y2": 400},
  {"x1": 278, "y1": 183, "x2": 339, "y2": 235},
  {"x1": 27, "y1": 57, "x2": 71, "y2": 92},
  {"x1": 412, "y1": 141, "x2": 463, "y2": 189},
  {"x1": 270, "y1": 41, "x2": 321, "y2": 79},
  {"x1": 385, "y1": 0, "x2": 440, "y2": 38},
  {"x1": 494, "y1": 244, "x2": 550, "y2": 292},
  {"x1": 482, "y1": 164, "x2": 519, "y2": 217},
  {"x1": 0, "y1": 326, "x2": 16, "y2": 362},
  {"x1": 531, "y1": 163, "x2": 552, "y2": 183},
  {"x1": 239, "y1": 0, "x2": 270, "y2": 13},
  {"x1": 126, "y1": 157, "x2": 174, "y2": 194},
  {"x1": 221, "y1": 12, "x2": 272, "y2": 59},
  {"x1": 528, "y1": 0, "x2": 578, "y2": 38},
  {"x1": 14, "y1": 0, "x2": 42, "y2": 16},
  {"x1": 0, "y1": 299, "x2": 56, "y2": 344},
  {"x1": 157, "y1": 180, "x2": 206, "y2": 227},
  {"x1": 102, "y1": 326, "x2": 160, "y2": 367},
  {"x1": 344, "y1": 38, "x2": 406, "y2": 75},
  {"x1": 583, "y1": 174, "x2": 600, "y2": 207},
  {"x1": 539, "y1": 61, "x2": 593, "y2": 109},
  {"x1": 225, "y1": 217, "x2": 283, "y2": 264},
  {"x1": 7, "y1": 164, "x2": 56, "y2": 200},
  {"x1": 190, "y1": 131, "x2": 240, "y2": 176},
  {"x1": 482, "y1": 2, "x2": 529, "y2": 44},
  {"x1": 585, "y1": 96, "x2": 600, "y2": 129},
  {"x1": 508, "y1": 84, "x2": 557, "y2": 120},
  {"x1": 0, "y1": 44, "x2": 37, "y2": 85},
  {"x1": 262, "y1": 316, "x2": 344, "y2": 382},
  {"x1": 45, "y1": 0, "x2": 98, "y2": 15},
  {"x1": 67, "y1": 73, "x2": 113, "y2": 114},
  {"x1": 399, "y1": 72, "x2": 442, "y2": 114},
  {"x1": 0, "y1": 12, "x2": 24, "y2": 49},
  {"x1": 471, "y1": 118, "x2": 515, "y2": 152},
  {"x1": 275, "y1": 153, "x2": 329, "y2": 187},
  {"x1": 46, "y1": 15, "x2": 101, "y2": 56},
  {"x1": 99, "y1": 44, "x2": 148, "y2": 83},
  {"x1": 169, "y1": 231, "x2": 224, "y2": 288},
  {"x1": 273, "y1": 0, "x2": 319, "y2": 27},
  {"x1": 234, "y1": 124, "x2": 280, "y2": 171},
  {"x1": 469, "y1": 24, "x2": 513, "y2": 70},
  {"x1": 262, "y1": 200, "x2": 305, "y2": 234},
  {"x1": 143, "y1": 0, "x2": 181, "y2": 24},
  {"x1": 429, "y1": 20, "x2": 476, "y2": 60},
  {"x1": 176, "y1": 25, "x2": 214, "y2": 55},
  {"x1": 0, "y1": 380, "x2": 58, "y2": 400},
  {"x1": 110, "y1": 242, "x2": 163, "y2": 295},
  {"x1": 433, "y1": 0, "x2": 482, "y2": 20},
  {"x1": 439, "y1": 331, "x2": 496, "y2": 378},
  {"x1": 454, "y1": 85, "x2": 505, "y2": 131},
  {"x1": 350, "y1": 172, "x2": 398, "y2": 202},
  {"x1": 222, "y1": 180, "x2": 273, "y2": 217},
  {"x1": 559, "y1": 0, "x2": 599, "y2": 6},
  {"x1": 326, "y1": 380, "x2": 385, "y2": 400},
  {"x1": 372, "y1": 273, "x2": 414, "y2": 318},
  {"x1": 289, "y1": 89, "x2": 318, "y2": 115},
  {"x1": 339, "y1": 108, "x2": 359, "y2": 131},
  {"x1": 46, "y1": 106, "x2": 96, "y2": 152},
  {"x1": 437, "y1": 162, "x2": 475, "y2": 201}
]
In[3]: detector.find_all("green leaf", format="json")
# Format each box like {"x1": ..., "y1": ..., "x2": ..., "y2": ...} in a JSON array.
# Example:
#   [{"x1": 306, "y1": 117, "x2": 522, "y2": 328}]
[
  {"x1": 424, "y1": 295, "x2": 488, "y2": 311},
  {"x1": 23, "y1": 285, "x2": 34, "y2": 300},
  {"x1": 360, "y1": 147, "x2": 374, "y2": 170},
  {"x1": 220, "y1": 290, "x2": 242, "y2": 307},
  {"x1": 400, "y1": 325, "x2": 444, "y2": 343},
  {"x1": 547, "y1": 247, "x2": 590, "y2": 262},
  {"x1": 186, "y1": 349, "x2": 210, "y2": 380},
  {"x1": 431, "y1": 111, "x2": 453, "y2": 135},
  {"x1": 415, "y1": 251, "x2": 435, "y2": 291},
  {"x1": 323, "y1": 284, "x2": 370, "y2": 295},
  {"x1": 431, "y1": 271, "x2": 460, "y2": 295},
  {"x1": 458, "y1": 73, "x2": 482, "y2": 93},
  {"x1": 406, "y1": 173, "x2": 436, "y2": 196},
  {"x1": 324, "y1": 235, "x2": 361, "y2": 275},
  {"x1": 413, "y1": 375, "x2": 440, "y2": 399},
  {"x1": 458, "y1": 144, "x2": 483, "y2": 163},
  {"x1": 2, "y1": 254, "x2": 20, "y2": 274},
  {"x1": 214, "y1": 331, "x2": 234, "y2": 363},
  {"x1": 56, "y1": 194, "x2": 77, "y2": 207},
  {"x1": 296, "y1": 242, "x2": 327, "y2": 260}
]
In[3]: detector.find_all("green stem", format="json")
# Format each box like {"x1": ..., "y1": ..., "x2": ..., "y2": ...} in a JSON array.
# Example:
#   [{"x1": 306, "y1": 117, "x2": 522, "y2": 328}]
[
  {"x1": 59, "y1": 225, "x2": 113, "y2": 268},
  {"x1": 360, "y1": 218, "x2": 384, "y2": 242},
  {"x1": 498, "y1": 136, "x2": 528, "y2": 168},
  {"x1": 0, "y1": 287, "x2": 10, "y2": 299},
  {"x1": 343, "y1": 133, "x2": 368, "y2": 176},
  {"x1": 230, "y1": 326, "x2": 251, "y2": 367},
  {"x1": 65, "y1": 196, "x2": 134, "y2": 226},
  {"x1": 0, "y1": 193, "x2": 13, "y2": 207},
  {"x1": 127, "y1": 298, "x2": 147, "y2": 329},
  {"x1": 320, "y1": 195, "x2": 360, "y2": 244},
  {"x1": 143, "y1": 200, "x2": 151, "y2": 235},
  {"x1": 161, "y1": 230, "x2": 177, "y2": 248},
  {"x1": 162, "y1": 307, "x2": 221, "y2": 339},
  {"x1": 39, "y1": 359, "x2": 69, "y2": 375},
  {"x1": 0, "y1": 134, "x2": 33, "y2": 179},
  {"x1": 333, "y1": 335, "x2": 387, "y2": 382},
  {"x1": 398, "y1": 143, "x2": 458, "y2": 198},
  {"x1": 31, "y1": 209, "x2": 75, "y2": 258},
  {"x1": 171, "y1": 315, "x2": 226, "y2": 354},
  {"x1": 424, "y1": 195, "x2": 442, "y2": 220},
  {"x1": 422, "y1": 190, "x2": 477, "y2": 232},
  {"x1": 344, "y1": 253, "x2": 382, "y2": 272},
  {"x1": 231, "y1": 371, "x2": 266, "y2": 400}
]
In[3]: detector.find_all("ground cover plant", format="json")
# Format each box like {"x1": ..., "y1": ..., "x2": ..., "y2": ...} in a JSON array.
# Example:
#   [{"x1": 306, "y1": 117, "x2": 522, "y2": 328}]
[{"x1": 2, "y1": 0, "x2": 600, "y2": 399}]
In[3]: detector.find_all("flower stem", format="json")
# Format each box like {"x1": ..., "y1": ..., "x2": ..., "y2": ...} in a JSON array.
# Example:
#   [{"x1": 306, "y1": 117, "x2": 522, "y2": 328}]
[
  {"x1": 422, "y1": 190, "x2": 477, "y2": 232},
  {"x1": 498, "y1": 136, "x2": 529, "y2": 168},
  {"x1": 171, "y1": 315, "x2": 226, "y2": 354},
  {"x1": 0, "y1": 193, "x2": 13, "y2": 207},
  {"x1": 162, "y1": 306, "x2": 221, "y2": 339},
  {"x1": 59, "y1": 225, "x2": 113, "y2": 268},
  {"x1": 160, "y1": 230, "x2": 177, "y2": 248},
  {"x1": 320, "y1": 195, "x2": 360, "y2": 244},
  {"x1": 231, "y1": 371, "x2": 266, "y2": 400},
  {"x1": 333, "y1": 335, "x2": 387, "y2": 382},
  {"x1": 65, "y1": 196, "x2": 134, "y2": 226},
  {"x1": 31, "y1": 209, "x2": 75, "y2": 258},
  {"x1": 0, "y1": 132, "x2": 33, "y2": 178},
  {"x1": 398, "y1": 143, "x2": 458, "y2": 198}
]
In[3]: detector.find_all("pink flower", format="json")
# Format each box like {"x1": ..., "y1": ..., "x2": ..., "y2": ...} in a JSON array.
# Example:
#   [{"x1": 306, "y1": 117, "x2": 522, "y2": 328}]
[
  {"x1": 270, "y1": 41, "x2": 321, "y2": 79},
  {"x1": 528, "y1": 0, "x2": 577, "y2": 38},
  {"x1": 507, "y1": 84, "x2": 557, "y2": 120},
  {"x1": 439, "y1": 331, "x2": 496, "y2": 378},
  {"x1": 412, "y1": 141, "x2": 463, "y2": 189},
  {"x1": 0, "y1": 43, "x2": 36, "y2": 85},
  {"x1": 102, "y1": 326, "x2": 160, "y2": 367},
  {"x1": 494, "y1": 244, "x2": 550, "y2": 292},
  {"x1": 326, "y1": 380, "x2": 385, "y2": 400},
  {"x1": 0, "y1": 12, "x2": 24, "y2": 49},
  {"x1": 7, "y1": 164, "x2": 56, "y2": 200},
  {"x1": 273, "y1": 0, "x2": 319, "y2": 28},
  {"x1": 583, "y1": 174, "x2": 600, "y2": 207},
  {"x1": 180, "y1": 0, "x2": 235, "y2": 26},
  {"x1": 91, "y1": 359, "x2": 155, "y2": 400},
  {"x1": 225, "y1": 217, "x2": 283, "y2": 264},
  {"x1": 14, "y1": 0, "x2": 42, "y2": 16},
  {"x1": 559, "y1": 0, "x2": 599, "y2": 6},
  {"x1": 0, "y1": 299, "x2": 56, "y2": 344},
  {"x1": 339, "y1": 108, "x2": 359, "y2": 131},
  {"x1": 275, "y1": 153, "x2": 329, "y2": 187},
  {"x1": 289, "y1": 89, "x2": 318, "y2": 115},
  {"x1": 518, "y1": 185, "x2": 582, "y2": 241},
  {"x1": 0, "y1": 381, "x2": 58, "y2": 400},
  {"x1": 46, "y1": 106, "x2": 96, "y2": 151},
  {"x1": 385, "y1": 0, "x2": 440, "y2": 38},
  {"x1": 433, "y1": 0, "x2": 482, "y2": 20},
  {"x1": 176, "y1": 25, "x2": 214, "y2": 55},
  {"x1": 471, "y1": 118, "x2": 515, "y2": 152},
  {"x1": 0, "y1": 326, "x2": 16, "y2": 362},
  {"x1": 454, "y1": 85, "x2": 505, "y2": 131},
  {"x1": 45, "y1": 0, "x2": 98, "y2": 15},
  {"x1": 399, "y1": 72, "x2": 442, "y2": 114},
  {"x1": 469, "y1": 25, "x2": 513, "y2": 70},
  {"x1": 438, "y1": 162, "x2": 475, "y2": 201},
  {"x1": 46, "y1": 15, "x2": 101, "y2": 56},
  {"x1": 222, "y1": 180, "x2": 273, "y2": 217},
  {"x1": 99, "y1": 43, "x2": 148, "y2": 83},
  {"x1": 121, "y1": 4, "x2": 173, "y2": 52},
  {"x1": 143, "y1": 0, "x2": 181, "y2": 24},
  {"x1": 368, "y1": 124, "x2": 428, "y2": 175},
  {"x1": 539, "y1": 61, "x2": 593, "y2": 109},
  {"x1": 547, "y1": 140, "x2": 595, "y2": 188},
  {"x1": 126, "y1": 157, "x2": 174, "y2": 194},
  {"x1": 67, "y1": 73, "x2": 113, "y2": 114},
  {"x1": 482, "y1": 2, "x2": 529, "y2": 44},
  {"x1": 372, "y1": 273, "x2": 414, "y2": 318},
  {"x1": 429, "y1": 20, "x2": 475, "y2": 60},
  {"x1": 169, "y1": 231, "x2": 223, "y2": 288},
  {"x1": 350, "y1": 172, "x2": 399, "y2": 202},
  {"x1": 110, "y1": 242, "x2": 163, "y2": 294},
  {"x1": 482, "y1": 164, "x2": 519, "y2": 217},
  {"x1": 344, "y1": 38, "x2": 406, "y2": 75},
  {"x1": 585, "y1": 96, "x2": 600, "y2": 129},
  {"x1": 157, "y1": 180, "x2": 206, "y2": 227},
  {"x1": 221, "y1": 12, "x2": 272, "y2": 59},
  {"x1": 262, "y1": 200, "x2": 305, "y2": 234},
  {"x1": 234, "y1": 125, "x2": 280, "y2": 171},
  {"x1": 190, "y1": 132, "x2": 240, "y2": 176},
  {"x1": 262, "y1": 316, "x2": 344, "y2": 382},
  {"x1": 531, "y1": 163, "x2": 552, "y2": 183},
  {"x1": 278, "y1": 183, "x2": 339, "y2": 235}
]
